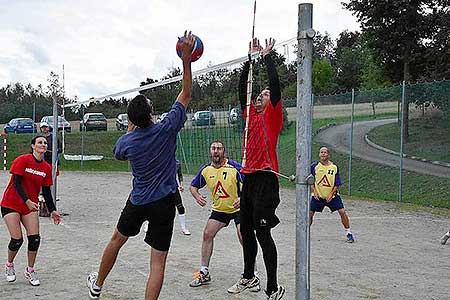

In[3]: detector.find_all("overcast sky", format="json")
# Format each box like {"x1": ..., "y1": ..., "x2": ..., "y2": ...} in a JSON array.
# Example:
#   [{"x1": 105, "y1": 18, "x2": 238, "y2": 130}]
[{"x1": 0, "y1": 0, "x2": 360, "y2": 102}]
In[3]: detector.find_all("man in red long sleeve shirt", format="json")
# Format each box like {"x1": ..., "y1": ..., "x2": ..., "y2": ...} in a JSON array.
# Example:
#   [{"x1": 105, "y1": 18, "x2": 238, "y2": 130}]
[{"x1": 228, "y1": 38, "x2": 285, "y2": 300}]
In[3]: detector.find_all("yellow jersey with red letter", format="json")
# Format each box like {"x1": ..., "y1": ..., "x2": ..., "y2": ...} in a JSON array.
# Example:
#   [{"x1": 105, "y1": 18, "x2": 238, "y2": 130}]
[
  {"x1": 191, "y1": 159, "x2": 243, "y2": 214},
  {"x1": 310, "y1": 160, "x2": 341, "y2": 199}
]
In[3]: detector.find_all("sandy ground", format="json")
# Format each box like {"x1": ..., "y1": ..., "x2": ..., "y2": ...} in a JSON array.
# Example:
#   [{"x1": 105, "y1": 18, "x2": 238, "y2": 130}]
[{"x1": 0, "y1": 171, "x2": 449, "y2": 300}]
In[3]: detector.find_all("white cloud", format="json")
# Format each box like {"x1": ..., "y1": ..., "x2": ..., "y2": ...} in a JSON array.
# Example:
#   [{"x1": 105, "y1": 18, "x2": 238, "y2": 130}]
[{"x1": 0, "y1": 0, "x2": 359, "y2": 102}]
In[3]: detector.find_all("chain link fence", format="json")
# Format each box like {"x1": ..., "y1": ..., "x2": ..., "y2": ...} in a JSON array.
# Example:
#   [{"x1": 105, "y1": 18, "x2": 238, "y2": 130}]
[{"x1": 3, "y1": 80, "x2": 450, "y2": 207}]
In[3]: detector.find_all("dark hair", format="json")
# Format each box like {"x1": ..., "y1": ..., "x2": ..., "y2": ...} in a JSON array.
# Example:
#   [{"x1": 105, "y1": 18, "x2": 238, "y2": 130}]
[
  {"x1": 30, "y1": 134, "x2": 47, "y2": 153},
  {"x1": 210, "y1": 140, "x2": 226, "y2": 151},
  {"x1": 31, "y1": 134, "x2": 47, "y2": 145},
  {"x1": 127, "y1": 94, "x2": 153, "y2": 128}
]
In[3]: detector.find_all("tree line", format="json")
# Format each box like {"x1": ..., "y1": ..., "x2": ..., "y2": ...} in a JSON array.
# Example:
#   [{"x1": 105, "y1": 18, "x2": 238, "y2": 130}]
[{"x1": 1, "y1": 0, "x2": 449, "y2": 140}]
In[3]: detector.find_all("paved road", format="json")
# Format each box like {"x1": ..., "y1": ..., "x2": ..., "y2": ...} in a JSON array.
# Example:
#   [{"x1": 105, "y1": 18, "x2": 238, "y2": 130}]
[{"x1": 315, "y1": 118, "x2": 450, "y2": 178}]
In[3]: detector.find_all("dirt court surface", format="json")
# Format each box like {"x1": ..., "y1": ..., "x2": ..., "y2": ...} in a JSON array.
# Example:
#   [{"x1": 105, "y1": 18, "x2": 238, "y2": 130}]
[{"x1": 0, "y1": 171, "x2": 449, "y2": 300}]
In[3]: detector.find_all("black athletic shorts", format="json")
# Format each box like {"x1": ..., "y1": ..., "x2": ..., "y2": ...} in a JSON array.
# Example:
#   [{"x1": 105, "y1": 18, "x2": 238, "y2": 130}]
[
  {"x1": 240, "y1": 171, "x2": 280, "y2": 229},
  {"x1": 1, "y1": 207, "x2": 18, "y2": 218},
  {"x1": 310, "y1": 195, "x2": 344, "y2": 212},
  {"x1": 209, "y1": 210, "x2": 240, "y2": 226},
  {"x1": 116, "y1": 192, "x2": 176, "y2": 251}
]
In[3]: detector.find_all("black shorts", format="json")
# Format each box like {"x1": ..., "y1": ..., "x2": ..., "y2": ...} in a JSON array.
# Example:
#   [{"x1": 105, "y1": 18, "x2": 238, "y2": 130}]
[
  {"x1": 240, "y1": 171, "x2": 280, "y2": 229},
  {"x1": 116, "y1": 192, "x2": 176, "y2": 251},
  {"x1": 1, "y1": 207, "x2": 18, "y2": 218},
  {"x1": 209, "y1": 210, "x2": 240, "y2": 226},
  {"x1": 310, "y1": 195, "x2": 345, "y2": 212}
]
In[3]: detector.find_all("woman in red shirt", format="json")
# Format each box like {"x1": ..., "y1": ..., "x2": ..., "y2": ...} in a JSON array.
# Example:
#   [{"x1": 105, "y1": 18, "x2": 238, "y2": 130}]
[{"x1": 1, "y1": 135, "x2": 61, "y2": 286}]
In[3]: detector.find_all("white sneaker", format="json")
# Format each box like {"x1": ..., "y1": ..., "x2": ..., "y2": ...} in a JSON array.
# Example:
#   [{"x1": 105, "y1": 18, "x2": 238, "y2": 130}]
[
  {"x1": 189, "y1": 270, "x2": 211, "y2": 287},
  {"x1": 87, "y1": 272, "x2": 102, "y2": 299},
  {"x1": 227, "y1": 276, "x2": 261, "y2": 294},
  {"x1": 181, "y1": 228, "x2": 191, "y2": 235},
  {"x1": 5, "y1": 263, "x2": 15, "y2": 282},
  {"x1": 24, "y1": 267, "x2": 40, "y2": 286},
  {"x1": 440, "y1": 234, "x2": 449, "y2": 245},
  {"x1": 266, "y1": 285, "x2": 285, "y2": 300},
  {"x1": 142, "y1": 221, "x2": 149, "y2": 233}
]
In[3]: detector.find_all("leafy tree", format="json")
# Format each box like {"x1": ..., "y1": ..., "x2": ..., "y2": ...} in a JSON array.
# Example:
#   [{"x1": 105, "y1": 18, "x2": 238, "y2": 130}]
[
  {"x1": 313, "y1": 58, "x2": 336, "y2": 94},
  {"x1": 333, "y1": 31, "x2": 363, "y2": 91},
  {"x1": 343, "y1": 0, "x2": 450, "y2": 139},
  {"x1": 313, "y1": 31, "x2": 334, "y2": 61}
]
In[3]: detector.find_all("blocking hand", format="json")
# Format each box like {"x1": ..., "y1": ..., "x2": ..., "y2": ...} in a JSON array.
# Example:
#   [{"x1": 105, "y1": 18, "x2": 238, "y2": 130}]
[{"x1": 179, "y1": 30, "x2": 195, "y2": 61}]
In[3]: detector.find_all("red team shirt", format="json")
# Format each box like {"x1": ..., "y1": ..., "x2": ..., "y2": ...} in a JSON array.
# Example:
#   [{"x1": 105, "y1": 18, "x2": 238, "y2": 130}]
[
  {"x1": 242, "y1": 99, "x2": 283, "y2": 174},
  {"x1": 1, "y1": 154, "x2": 52, "y2": 215}
]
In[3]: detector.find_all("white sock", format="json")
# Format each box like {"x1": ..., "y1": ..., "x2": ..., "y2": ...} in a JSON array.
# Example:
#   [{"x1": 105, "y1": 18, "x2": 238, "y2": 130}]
[
  {"x1": 93, "y1": 281, "x2": 102, "y2": 289},
  {"x1": 200, "y1": 266, "x2": 208, "y2": 274},
  {"x1": 178, "y1": 214, "x2": 186, "y2": 230},
  {"x1": 345, "y1": 228, "x2": 352, "y2": 235}
]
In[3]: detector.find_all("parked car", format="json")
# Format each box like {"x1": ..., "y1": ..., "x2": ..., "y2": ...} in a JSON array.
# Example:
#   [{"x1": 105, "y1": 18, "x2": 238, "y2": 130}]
[
  {"x1": 80, "y1": 113, "x2": 108, "y2": 131},
  {"x1": 40, "y1": 116, "x2": 71, "y2": 132},
  {"x1": 157, "y1": 112, "x2": 168, "y2": 122},
  {"x1": 4, "y1": 118, "x2": 37, "y2": 134},
  {"x1": 228, "y1": 107, "x2": 241, "y2": 124},
  {"x1": 192, "y1": 111, "x2": 215, "y2": 126},
  {"x1": 116, "y1": 113, "x2": 128, "y2": 130}
]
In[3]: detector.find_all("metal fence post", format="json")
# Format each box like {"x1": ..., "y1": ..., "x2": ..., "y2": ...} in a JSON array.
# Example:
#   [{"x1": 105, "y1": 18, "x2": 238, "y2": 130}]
[
  {"x1": 296, "y1": 3, "x2": 314, "y2": 300},
  {"x1": 348, "y1": 89, "x2": 355, "y2": 196},
  {"x1": 52, "y1": 96, "x2": 58, "y2": 206},
  {"x1": 81, "y1": 105, "x2": 85, "y2": 170},
  {"x1": 399, "y1": 81, "x2": 406, "y2": 202},
  {"x1": 32, "y1": 102, "x2": 36, "y2": 136}
]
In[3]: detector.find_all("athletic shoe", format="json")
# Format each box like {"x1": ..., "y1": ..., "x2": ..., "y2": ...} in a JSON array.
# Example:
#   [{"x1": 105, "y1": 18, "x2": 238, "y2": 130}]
[
  {"x1": 143, "y1": 221, "x2": 149, "y2": 233},
  {"x1": 87, "y1": 272, "x2": 102, "y2": 299},
  {"x1": 227, "y1": 276, "x2": 261, "y2": 294},
  {"x1": 181, "y1": 228, "x2": 191, "y2": 235},
  {"x1": 5, "y1": 263, "x2": 15, "y2": 282},
  {"x1": 189, "y1": 270, "x2": 211, "y2": 287},
  {"x1": 24, "y1": 267, "x2": 40, "y2": 286},
  {"x1": 346, "y1": 233, "x2": 355, "y2": 243},
  {"x1": 440, "y1": 234, "x2": 450, "y2": 245},
  {"x1": 266, "y1": 285, "x2": 285, "y2": 300}
]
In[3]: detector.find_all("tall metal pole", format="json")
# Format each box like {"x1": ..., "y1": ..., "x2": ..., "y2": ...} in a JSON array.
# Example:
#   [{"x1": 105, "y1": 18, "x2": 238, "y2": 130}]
[
  {"x1": 296, "y1": 3, "x2": 314, "y2": 300},
  {"x1": 81, "y1": 105, "x2": 85, "y2": 170},
  {"x1": 32, "y1": 102, "x2": 36, "y2": 136},
  {"x1": 51, "y1": 96, "x2": 58, "y2": 207},
  {"x1": 399, "y1": 81, "x2": 406, "y2": 202},
  {"x1": 348, "y1": 89, "x2": 355, "y2": 196},
  {"x1": 62, "y1": 64, "x2": 65, "y2": 154}
]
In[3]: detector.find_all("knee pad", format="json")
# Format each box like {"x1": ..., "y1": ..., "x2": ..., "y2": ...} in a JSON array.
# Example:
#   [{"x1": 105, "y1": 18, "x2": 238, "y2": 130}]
[
  {"x1": 8, "y1": 238, "x2": 23, "y2": 252},
  {"x1": 27, "y1": 235, "x2": 41, "y2": 252},
  {"x1": 176, "y1": 204, "x2": 185, "y2": 215}
]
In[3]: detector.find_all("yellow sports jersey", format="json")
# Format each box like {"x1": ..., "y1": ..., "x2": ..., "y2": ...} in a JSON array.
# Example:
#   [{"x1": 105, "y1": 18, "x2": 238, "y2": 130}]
[
  {"x1": 311, "y1": 160, "x2": 341, "y2": 199},
  {"x1": 191, "y1": 159, "x2": 243, "y2": 214}
]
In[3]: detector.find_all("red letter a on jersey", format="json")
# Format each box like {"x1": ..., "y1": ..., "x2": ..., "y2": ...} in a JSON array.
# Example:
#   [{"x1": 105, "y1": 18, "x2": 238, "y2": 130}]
[
  {"x1": 214, "y1": 181, "x2": 230, "y2": 199},
  {"x1": 318, "y1": 175, "x2": 331, "y2": 187}
]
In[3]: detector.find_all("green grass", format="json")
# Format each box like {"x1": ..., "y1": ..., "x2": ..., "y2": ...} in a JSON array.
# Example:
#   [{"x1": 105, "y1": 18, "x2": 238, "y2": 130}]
[
  {"x1": 368, "y1": 118, "x2": 450, "y2": 163},
  {"x1": 4, "y1": 112, "x2": 450, "y2": 208}
]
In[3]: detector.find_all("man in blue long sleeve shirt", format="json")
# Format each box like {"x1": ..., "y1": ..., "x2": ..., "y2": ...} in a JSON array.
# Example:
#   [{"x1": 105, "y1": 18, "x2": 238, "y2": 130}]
[{"x1": 87, "y1": 31, "x2": 196, "y2": 300}]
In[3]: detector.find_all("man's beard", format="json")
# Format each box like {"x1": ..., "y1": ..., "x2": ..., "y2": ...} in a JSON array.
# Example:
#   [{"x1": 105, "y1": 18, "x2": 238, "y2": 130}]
[{"x1": 212, "y1": 155, "x2": 222, "y2": 164}]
